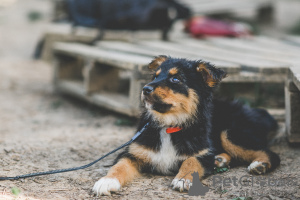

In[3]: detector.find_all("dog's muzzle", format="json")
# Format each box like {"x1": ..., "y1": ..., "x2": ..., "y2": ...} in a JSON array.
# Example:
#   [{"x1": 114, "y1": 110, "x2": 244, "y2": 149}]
[{"x1": 142, "y1": 85, "x2": 154, "y2": 96}]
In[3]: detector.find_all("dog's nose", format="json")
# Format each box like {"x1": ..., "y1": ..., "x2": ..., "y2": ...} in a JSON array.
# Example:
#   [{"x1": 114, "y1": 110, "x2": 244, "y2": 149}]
[{"x1": 143, "y1": 85, "x2": 154, "y2": 95}]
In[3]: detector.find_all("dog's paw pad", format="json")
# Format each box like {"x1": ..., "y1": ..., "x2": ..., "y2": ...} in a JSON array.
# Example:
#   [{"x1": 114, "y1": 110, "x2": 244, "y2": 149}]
[
  {"x1": 215, "y1": 155, "x2": 229, "y2": 168},
  {"x1": 171, "y1": 178, "x2": 192, "y2": 192},
  {"x1": 248, "y1": 161, "x2": 268, "y2": 175},
  {"x1": 93, "y1": 177, "x2": 121, "y2": 196}
]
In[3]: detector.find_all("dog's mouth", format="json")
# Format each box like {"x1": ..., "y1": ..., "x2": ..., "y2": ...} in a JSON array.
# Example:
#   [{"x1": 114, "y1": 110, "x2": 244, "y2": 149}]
[{"x1": 142, "y1": 94, "x2": 173, "y2": 113}]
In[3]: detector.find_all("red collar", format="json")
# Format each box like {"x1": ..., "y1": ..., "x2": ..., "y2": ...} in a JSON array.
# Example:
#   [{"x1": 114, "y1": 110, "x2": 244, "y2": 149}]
[{"x1": 166, "y1": 127, "x2": 182, "y2": 134}]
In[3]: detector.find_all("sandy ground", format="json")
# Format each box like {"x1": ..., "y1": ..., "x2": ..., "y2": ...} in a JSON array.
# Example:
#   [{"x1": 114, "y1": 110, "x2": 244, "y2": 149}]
[
  {"x1": 0, "y1": 59, "x2": 299, "y2": 200},
  {"x1": 0, "y1": 0, "x2": 300, "y2": 200}
]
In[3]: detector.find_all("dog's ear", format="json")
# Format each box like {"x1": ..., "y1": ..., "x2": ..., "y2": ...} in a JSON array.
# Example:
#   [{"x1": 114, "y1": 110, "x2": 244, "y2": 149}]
[
  {"x1": 148, "y1": 55, "x2": 168, "y2": 70},
  {"x1": 196, "y1": 62, "x2": 227, "y2": 87}
]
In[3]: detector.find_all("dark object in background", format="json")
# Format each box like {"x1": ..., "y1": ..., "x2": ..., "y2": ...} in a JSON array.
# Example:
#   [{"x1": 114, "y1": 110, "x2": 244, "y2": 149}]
[
  {"x1": 66, "y1": 0, "x2": 191, "y2": 40},
  {"x1": 185, "y1": 16, "x2": 251, "y2": 38},
  {"x1": 34, "y1": 0, "x2": 190, "y2": 59}
]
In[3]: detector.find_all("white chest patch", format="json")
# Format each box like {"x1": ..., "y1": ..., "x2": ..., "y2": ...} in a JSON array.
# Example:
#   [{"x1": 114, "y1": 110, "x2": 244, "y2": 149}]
[{"x1": 149, "y1": 129, "x2": 181, "y2": 175}]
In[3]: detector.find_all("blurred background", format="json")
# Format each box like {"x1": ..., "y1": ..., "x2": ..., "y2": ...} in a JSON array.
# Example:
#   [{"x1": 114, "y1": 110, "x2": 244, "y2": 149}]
[
  {"x1": 1, "y1": 0, "x2": 300, "y2": 110},
  {"x1": 1, "y1": 0, "x2": 300, "y2": 199},
  {"x1": 1, "y1": 0, "x2": 300, "y2": 60}
]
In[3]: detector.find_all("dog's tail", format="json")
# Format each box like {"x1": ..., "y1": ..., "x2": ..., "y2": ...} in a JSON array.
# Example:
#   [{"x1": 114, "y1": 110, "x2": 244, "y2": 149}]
[{"x1": 252, "y1": 108, "x2": 278, "y2": 133}]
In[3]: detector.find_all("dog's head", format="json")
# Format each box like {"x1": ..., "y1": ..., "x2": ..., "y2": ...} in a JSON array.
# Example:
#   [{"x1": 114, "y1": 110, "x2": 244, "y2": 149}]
[{"x1": 141, "y1": 56, "x2": 226, "y2": 127}]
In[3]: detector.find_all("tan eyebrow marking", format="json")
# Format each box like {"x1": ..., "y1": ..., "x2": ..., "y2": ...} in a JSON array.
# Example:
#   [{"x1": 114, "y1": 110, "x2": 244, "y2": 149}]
[
  {"x1": 155, "y1": 68, "x2": 162, "y2": 76},
  {"x1": 169, "y1": 67, "x2": 178, "y2": 75}
]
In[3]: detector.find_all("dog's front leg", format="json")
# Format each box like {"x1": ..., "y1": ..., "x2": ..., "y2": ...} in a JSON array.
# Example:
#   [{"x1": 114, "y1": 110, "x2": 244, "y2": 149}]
[
  {"x1": 171, "y1": 154, "x2": 214, "y2": 192},
  {"x1": 93, "y1": 158, "x2": 140, "y2": 196}
]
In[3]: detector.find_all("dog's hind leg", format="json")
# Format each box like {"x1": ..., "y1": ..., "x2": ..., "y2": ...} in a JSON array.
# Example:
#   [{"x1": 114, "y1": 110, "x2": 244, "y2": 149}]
[
  {"x1": 215, "y1": 153, "x2": 231, "y2": 168},
  {"x1": 220, "y1": 131, "x2": 280, "y2": 175},
  {"x1": 247, "y1": 149, "x2": 280, "y2": 174}
]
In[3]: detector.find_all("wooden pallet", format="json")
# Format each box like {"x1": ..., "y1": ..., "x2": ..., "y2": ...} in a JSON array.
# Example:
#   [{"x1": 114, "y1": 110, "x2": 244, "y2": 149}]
[
  {"x1": 52, "y1": 36, "x2": 300, "y2": 117},
  {"x1": 53, "y1": 42, "x2": 151, "y2": 117},
  {"x1": 285, "y1": 67, "x2": 300, "y2": 143}
]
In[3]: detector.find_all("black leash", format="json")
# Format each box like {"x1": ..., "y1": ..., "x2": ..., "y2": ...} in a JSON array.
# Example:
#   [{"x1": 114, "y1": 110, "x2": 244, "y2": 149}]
[{"x1": 0, "y1": 123, "x2": 149, "y2": 181}]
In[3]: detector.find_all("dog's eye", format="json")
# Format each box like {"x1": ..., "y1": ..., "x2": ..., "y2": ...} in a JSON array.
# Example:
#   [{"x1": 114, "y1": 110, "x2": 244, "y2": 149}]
[{"x1": 170, "y1": 77, "x2": 180, "y2": 83}]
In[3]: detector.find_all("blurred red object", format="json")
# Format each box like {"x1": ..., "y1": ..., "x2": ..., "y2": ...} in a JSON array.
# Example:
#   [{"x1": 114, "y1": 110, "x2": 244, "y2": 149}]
[{"x1": 185, "y1": 16, "x2": 251, "y2": 37}]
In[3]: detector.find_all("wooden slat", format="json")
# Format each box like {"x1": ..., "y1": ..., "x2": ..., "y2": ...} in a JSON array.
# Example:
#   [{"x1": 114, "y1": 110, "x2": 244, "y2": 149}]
[
  {"x1": 139, "y1": 39, "x2": 288, "y2": 74},
  {"x1": 205, "y1": 37, "x2": 300, "y2": 68},
  {"x1": 206, "y1": 37, "x2": 300, "y2": 57},
  {"x1": 55, "y1": 80, "x2": 139, "y2": 116},
  {"x1": 254, "y1": 36, "x2": 300, "y2": 53},
  {"x1": 174, "y1": 38, "x2": 289, "y2": 74},
  {"x1": 96, "y1": 41, "x2": 241, "y2": 74},
  {"x1": 97, "y1": 40, "x2": 286, "y2": 82},
  {"x1": 283, "y1": 35, "x2": 300, "y2": 47},
  {"x1": 53, "y1": 42, "x2": 151, "y2": 71},
  {"x1": 290, "y1": 67, "x2": 300, "y2": 91},
  {"x1": 224, "y1": 71, "x2": 286, "y2": 83}
]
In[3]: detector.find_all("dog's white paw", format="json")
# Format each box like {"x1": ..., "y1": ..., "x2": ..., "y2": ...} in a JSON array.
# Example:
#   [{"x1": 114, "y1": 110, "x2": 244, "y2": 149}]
[
  {"x1": 93, "y1": 177, "x2": 121, "y2": 196},
  {"x1": 171, "y1": 178, "x2": 192, "y2": 192},
  {"x1": 248, "y1": 161, "x2": 268, "y2": 175}
]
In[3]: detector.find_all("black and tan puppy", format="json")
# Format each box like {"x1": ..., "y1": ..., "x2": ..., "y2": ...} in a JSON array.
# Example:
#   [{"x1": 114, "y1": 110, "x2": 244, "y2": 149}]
[{"x1": 93, "y1": 56, "x2": 280, "y2": 196}]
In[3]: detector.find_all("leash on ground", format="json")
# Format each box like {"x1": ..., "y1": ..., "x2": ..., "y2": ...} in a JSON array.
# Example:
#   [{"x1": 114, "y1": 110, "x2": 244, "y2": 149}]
[{"x1": 0, "y1": 123, "x2": 149, "y2": 181}]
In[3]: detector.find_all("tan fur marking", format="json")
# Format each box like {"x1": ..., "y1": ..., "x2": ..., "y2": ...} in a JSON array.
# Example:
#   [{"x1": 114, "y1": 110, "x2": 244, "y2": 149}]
[
  {"x1": 169, "y1": 68, "x2": 178, "y2": 75},
  {"x1": 175, "y1": 157, "x2": 204, "y2": 181},
  {"x1": 106, "y1": 158, "x2": 140, "y2": 186},
  {"x1": 196, "y1": 63, "x2": 216, "y2": 87},
  {"x1": 221, "y1": 131, "x2": 271, "y2": 168},
  {"x1": 129, "y1": 143, "x2": 152, "y2": 164},
  {"x1": 155, "y1": 68, "x2": 162, "y2": 76},
  {"x1": 149, "y1": 56, "x2": 168, "y2": 70},
  {"x1": 151, "y1": 87, "x2": 199, "y2": 126},
  {"x1": 196, "y1": 148, "x2": 210, "y2": 157}
]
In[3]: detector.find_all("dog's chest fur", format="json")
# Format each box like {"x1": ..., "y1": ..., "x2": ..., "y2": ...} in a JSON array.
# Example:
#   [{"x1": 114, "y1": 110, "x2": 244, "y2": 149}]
[{"x1": 148, "y1": 129, "x2": 186, "y2": 175}]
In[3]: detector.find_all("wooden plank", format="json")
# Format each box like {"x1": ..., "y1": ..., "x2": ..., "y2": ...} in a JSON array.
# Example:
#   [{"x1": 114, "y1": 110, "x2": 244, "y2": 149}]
[
  {"x1": 174, "y1": 38, "x2": 289, "y2": 74},
  {"x1": 285, "y1": 85, "x2": 300, "y2": 143},
  {"x1": 97, "y1": 40, "x2": 286, "y2": 83},
  {"x1": 140, "y1": 39, "x2": 288, "y2": 74},
  {"x1": 96, "y1": 41, "x2": 241, "y2": 74},
  {"x1": 254, "y1": 36, "x2": 300, "y2": 53},
  {"x1": 285, "y1": 67, "x2": 300, "y2": 143},
  {"x1": 42, "y1": 24, "x2": 99, "y2": 61},
  {"x1": 97, "y1": 41, "x2": 169, "y2": 58},
  {"x1": 290, "y1": 67, "x2": 300, "y2": 91},
  {"x1": 283, "y1": 35, "x2": 300, "y2": 47},
  {"x1": 206, "y1": 37, "x2": 300, "y2": 58},
  {"x1": 53, "y1": 42, "x2": 151, "y2": 71},
  {"x1": 205, "y1": 37, "x2": 300, "y2": 69},
  {"x1": 224, "y1": 72, "x2": 286, "y2": 83},
  {"x1": 55, "y1": 80, "x2": 139, "y2": 116}
]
